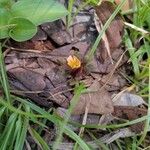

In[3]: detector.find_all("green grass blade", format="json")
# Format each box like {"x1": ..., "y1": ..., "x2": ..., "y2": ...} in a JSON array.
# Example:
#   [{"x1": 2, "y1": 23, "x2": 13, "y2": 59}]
[
  {"x1": 0, "y1": 97, "x2": 44, "y2": 118},
  {"x1": 85, "y1": 0, "x2": 126, "y2": 62},
  {"x1": 9, "y1": 115, "x2": 22, "y2": 150},
  {"x1": 28, "y1": 126, "x2": 50, "y2": 150},
  {"x1": 0, "y1": 113, "x2": 18, "y2": 150},
  {"x1": 0, "y1": 106, "x2": 5, "y2": 118},
  {"x1": 13, "y1": 115, "x2": 22, "y2": 149},
  {"x1": 14, "y1": 105, "x2": 30, "y2": 150},
  {"x1": 53, "y1": 84, "x2": 86, "y2": 150},
  {"x1": 67, "y1": 0, "x2": 75, "y2": 28},
  {"x1": 13, "y1": 95, "x2": 90, "y2": 150},
  {"x1": 132, "y1": 136, "x2": 137, "y2": 150},
  {"x1": 64, "y1": 127, "x2": 91, "y2": 150},
  {"x1": 11, "y1": 93, "x2": 149, "y2": 149},
  {"x1": 124, "y1": 30, "x2": 140, "y2": 76},
  {"x1": 68, "y1": 114, "x2": 149, "y2": 130},
  {"x1": 86, "y1": 130, "x2": 109, "y2": 150},
  {"x1": 137, "y1": 64, "x2": 150, "y2": 145},
  {"x1": 0, "y1": 106, "x2": 6, "y2": 135},
  {"x1": 0, "y1": 43, "x2": 11, "y2": 104}
]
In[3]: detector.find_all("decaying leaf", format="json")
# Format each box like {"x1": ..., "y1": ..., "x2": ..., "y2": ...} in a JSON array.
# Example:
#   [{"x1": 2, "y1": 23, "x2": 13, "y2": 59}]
[
  {"x1": 49, "y1": 128, "x2": 135, "y2": 149},
  {"x1": 101, "y1": 128, "x2": 135, "y2": 144},
  {"x1": 72, "y1": 81, "x2": 114, "y2": 115},
  {"x1": 113, "y1": 106, "x2": 147, "y2": 133},
  {"x1": 113, "y1": 92, "x2": 146, "y2": 106},
  {"x1": 95, "y1": 1, "x2": 124, "y2": 61},
  {"x1": 8, "y1": 67, "x2": 46, "y2": 91},
  {"x1": 41, "y1": 20, "x2": 71, "y2": 45},
  {"x1": 112, "y1": 93, "x2": 147, "y2": 133}
]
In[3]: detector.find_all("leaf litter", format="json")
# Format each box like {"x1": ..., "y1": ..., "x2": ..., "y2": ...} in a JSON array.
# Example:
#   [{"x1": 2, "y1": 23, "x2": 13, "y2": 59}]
[{"x1": 4, "y1": 0, "x2": 148, "y2": 149}]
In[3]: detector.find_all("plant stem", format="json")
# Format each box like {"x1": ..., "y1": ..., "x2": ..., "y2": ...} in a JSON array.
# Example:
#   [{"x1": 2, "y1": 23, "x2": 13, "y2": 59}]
[{"x1": 67, "y1": 0, "x2": 75, "y2": 29}]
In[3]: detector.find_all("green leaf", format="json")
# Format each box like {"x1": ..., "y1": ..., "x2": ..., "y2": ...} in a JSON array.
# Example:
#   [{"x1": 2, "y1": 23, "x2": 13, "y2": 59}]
[
  {"x1": 0, "y1": 7, "x2": 11, "y2": 39},
  {"x1": 9, "y1": 17, "x2": 37, "y2": 42},
  {"x1": 11, "y1": 0, "x2": 68, "y2": 25}
]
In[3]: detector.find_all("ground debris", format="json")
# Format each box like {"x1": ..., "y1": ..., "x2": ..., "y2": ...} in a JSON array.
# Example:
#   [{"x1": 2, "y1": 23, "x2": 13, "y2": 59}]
[
  {"x1": 100, "y1": 128, "x2": 135, "y2": 144},
  {"x1": 113, "y1": 106, "x2": 147, "y2": 133},
  {"x1": 1, "y1": 0, "x2": 149, "y2": 149},
  {"x1": 72, "y1": 81, "x2": 114, "y2": 115},
  {"x1": 113, "y1": 92, "x2": 146, "y2": 106},
  {"x1": 6, "y1": 1, "x2": 127, "y2": 115},
  {"x1": 41, "y1": 20, "x2": 72, "y2": 45},
  {"x1": 95, "y1": 1, "x2": 124, "y2": 61}
]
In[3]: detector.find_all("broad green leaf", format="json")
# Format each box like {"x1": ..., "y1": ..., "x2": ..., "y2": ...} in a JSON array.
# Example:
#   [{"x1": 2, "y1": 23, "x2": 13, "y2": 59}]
[
  {"x1": 11, "y1": 0, "x2": 68, "y2": 25},
  {"x1": 0, "y1": 7, "x2": 11, "y2": 39},
  {"x1": 9, "y1": 17, "x2": 37, "y2": 42}
]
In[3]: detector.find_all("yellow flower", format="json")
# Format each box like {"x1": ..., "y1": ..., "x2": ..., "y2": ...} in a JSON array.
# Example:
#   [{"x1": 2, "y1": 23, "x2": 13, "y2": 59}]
[{"x1": 67, "y1": 55, "x2": 81, "y2": 69}]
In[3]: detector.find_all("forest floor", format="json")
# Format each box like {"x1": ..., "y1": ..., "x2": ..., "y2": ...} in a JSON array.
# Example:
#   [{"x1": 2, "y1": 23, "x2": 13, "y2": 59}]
[{"x1": 0, "y1": 0, "x2": 150, "y2": 150}]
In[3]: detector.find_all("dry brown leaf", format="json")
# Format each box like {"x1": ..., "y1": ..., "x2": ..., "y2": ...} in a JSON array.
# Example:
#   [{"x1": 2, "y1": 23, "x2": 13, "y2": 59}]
[
  {"x1": 95, "y1": 1, "x2": 124, "y2": 61},
  {"x1": 102, "y1": 0, "x2": 133, "y2": 11},
  {"x1": 93, "y1": 8, "x2": 112, "y2": 62},
  {"x1": 8, "y1": 68, "x2": 46, "y2": 91},
  {"x1": 115, "y1": 0, "x2": 133, "y2": 11},
  {"x1": 113, "y1": 92, "x2": 146, "y2": 106},
  {"x1": 41, "y1": 20, "x2": 71, "y2": 45},
  {"x1": 101, "y1": 128, "x2": 135, "y2": 144},
  {"x1": 72, "y1": 81, "x2": 114, "y2": 115},
  {"x1": 113, "y1": 106, "x2": 147, "y2": 133}
]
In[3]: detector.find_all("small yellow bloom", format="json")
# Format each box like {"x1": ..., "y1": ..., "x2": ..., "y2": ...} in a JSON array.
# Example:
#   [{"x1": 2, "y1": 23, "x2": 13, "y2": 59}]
[{"x1": 67, "y1": 55, "x2": 81, "y2": 69}]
